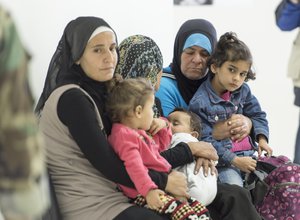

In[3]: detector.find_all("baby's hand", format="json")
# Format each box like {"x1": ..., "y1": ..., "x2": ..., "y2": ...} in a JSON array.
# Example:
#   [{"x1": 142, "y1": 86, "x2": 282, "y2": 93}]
[
  {"x1": 145, "y1": 189, "x2": 165, "y2": 210},
  {"x1": 148, "y1": 118, "x2": 168, "y2": 135}
]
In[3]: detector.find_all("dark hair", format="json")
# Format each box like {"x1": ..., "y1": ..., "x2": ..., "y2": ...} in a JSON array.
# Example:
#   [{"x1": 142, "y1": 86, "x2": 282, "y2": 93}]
[
  {"x1": 208, "y1": 32, "x2": 256, "y2": 81},
  {"x1": 170, "y1": 107, "x2": 202, "y2": 136},
  {"x1": 106, "y1": 77, "x2": 154, "y2": 123}
]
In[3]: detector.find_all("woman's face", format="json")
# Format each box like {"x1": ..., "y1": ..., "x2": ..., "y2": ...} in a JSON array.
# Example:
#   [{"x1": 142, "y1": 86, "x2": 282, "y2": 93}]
[
  {"x1": 180, "y1": 46, "x2": 210, "y2": 80},
  {"x1": 78, "y1": 31, "x2": 118, "y2": 82}
]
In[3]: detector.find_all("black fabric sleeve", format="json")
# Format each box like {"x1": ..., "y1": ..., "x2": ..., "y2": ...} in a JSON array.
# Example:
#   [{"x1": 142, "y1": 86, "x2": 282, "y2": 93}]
[
  {"x1": 57, "y1": 89, "x2": 173, "y2": 189},
  {"x1": 160, "y1": 142, "x2": 194, "y2": 168}
]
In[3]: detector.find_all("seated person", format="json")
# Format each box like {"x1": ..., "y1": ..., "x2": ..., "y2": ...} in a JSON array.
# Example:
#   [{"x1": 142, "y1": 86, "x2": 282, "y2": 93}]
[{"x1": 189, "y1": 32, "x2": 273, "y2": 187}]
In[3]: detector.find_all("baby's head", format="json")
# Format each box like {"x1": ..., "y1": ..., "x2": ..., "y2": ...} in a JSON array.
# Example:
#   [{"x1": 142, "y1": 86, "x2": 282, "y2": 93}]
[
  {"x1": 106, "y1": 77, "x2": 154, "y2": 130},
  {"x1": 167, "y1": 107, "x2": 202, "y2": 139}
]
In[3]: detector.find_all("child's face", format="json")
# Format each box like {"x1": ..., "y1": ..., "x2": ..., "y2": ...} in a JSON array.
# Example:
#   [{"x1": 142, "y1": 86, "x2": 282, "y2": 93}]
[
  {"x1": 167, "y1": 111, "x2": 192, "y2": 134},
  {"x1": 139, "y1": 94, "x2": 155, "y2": 130},
  {"x1": 211, "y1": 60, "x2": 250, "y2": 95}
]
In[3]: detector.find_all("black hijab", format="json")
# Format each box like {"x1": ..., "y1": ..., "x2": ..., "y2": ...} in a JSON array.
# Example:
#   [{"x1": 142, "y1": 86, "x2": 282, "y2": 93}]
[
  {"x1": 34, "y1": 16, "x2": 117, "y2": 115},
  {"x1": 170, "y1": 19, "x2": 217, "y2": 104}
]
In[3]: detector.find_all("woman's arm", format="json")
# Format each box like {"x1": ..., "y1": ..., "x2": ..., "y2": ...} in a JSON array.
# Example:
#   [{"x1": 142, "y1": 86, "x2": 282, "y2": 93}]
[{"x1": 160, "y1": 142, "x2": 194, "y2": 168}]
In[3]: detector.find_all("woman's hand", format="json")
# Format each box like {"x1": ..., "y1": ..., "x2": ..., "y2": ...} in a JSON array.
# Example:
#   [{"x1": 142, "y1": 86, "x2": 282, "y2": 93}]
[
  {"x1": 194, "y1": 157, "x2": 217, "y2": 177},
  {"x1": 165, "y1": 170, "x2": 189, "y2": 199},
  {"x1": 213, "y1": 114, "x2": 252, "y2": 142},
  {"x1": 187, "y1": 141, "x2": 218, "y2": 161}
]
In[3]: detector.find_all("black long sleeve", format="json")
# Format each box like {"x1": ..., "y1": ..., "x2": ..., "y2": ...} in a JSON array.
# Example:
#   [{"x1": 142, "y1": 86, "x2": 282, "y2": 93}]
[{"x1": 160, "y1": 142, "x2": 194, "y2": 168}]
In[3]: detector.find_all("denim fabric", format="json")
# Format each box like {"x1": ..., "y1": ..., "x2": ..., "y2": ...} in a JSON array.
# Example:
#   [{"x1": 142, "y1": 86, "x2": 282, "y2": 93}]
[
  {"x1": 217, "y1": 167, "x2": 243, "y2": 187},
  {"x1": 189, "y1": 77, "x2": 269, "y2": 165},
  {"x1": 217, "y1": 150, "x2": 255, "y2": 186}
]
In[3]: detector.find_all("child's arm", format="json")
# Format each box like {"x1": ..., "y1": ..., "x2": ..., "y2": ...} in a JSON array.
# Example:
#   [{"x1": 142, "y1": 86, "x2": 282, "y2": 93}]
[
  {"x1": 149, "y1": 117, "x2": 172, "y2": 152},
  {"x1": 242, "y1": 84, "x2": 270, "y2": 147},
  {"x1": 148, "y1": 117, "x2": 169, "y2": 135},
  {"x1": 109, "y1": 128, "x2": 158, "y2": 197}
]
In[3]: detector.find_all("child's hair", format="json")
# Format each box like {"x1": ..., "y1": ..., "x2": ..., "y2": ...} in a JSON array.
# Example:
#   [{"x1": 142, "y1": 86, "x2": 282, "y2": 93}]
[
  {"x1": 106, "y1": 77, "x2": 154, "y2": 123},
  {"x1": 208, "y1": 32, "x2": 256, "y2": 81},
  {"x1": 170, "y1": 107, "x2": 202, "y2": 136}
]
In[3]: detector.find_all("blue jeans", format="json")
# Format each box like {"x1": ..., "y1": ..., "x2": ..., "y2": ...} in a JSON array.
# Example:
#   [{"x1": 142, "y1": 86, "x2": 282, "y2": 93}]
[
  {"x1": 217, "y1": 150, "x2": 255, "y2": 187},
  {"x1": 218, "y1": 166, "x2": 243, "y2": 187}
]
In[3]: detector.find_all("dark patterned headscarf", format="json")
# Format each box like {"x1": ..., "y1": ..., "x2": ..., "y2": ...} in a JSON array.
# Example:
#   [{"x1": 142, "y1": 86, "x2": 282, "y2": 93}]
[
  {"x1": 115, "y1": 34, "x2": 163, "y2": 87},
  {"x1": 170, "y1": 19, "x2": 217, "y2": 104},
  {"x1": 34, "y1": 16, "x2": 117, "y2": 115}
]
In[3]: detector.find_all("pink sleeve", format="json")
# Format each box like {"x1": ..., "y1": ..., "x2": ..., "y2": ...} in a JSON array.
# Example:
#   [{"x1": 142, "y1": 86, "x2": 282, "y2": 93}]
[
  {"x1": 112, "y1": 129, "x2": 157, "y2": 197},
  {"x1": 153, "y1": 117, "x2": 172, "y2": 152}
]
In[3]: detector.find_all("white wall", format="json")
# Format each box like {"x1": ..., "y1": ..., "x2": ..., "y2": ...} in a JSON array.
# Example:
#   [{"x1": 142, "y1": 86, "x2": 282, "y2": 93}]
[{"x1": 1, "y1": 0, "x2": 297, "y2": 160}]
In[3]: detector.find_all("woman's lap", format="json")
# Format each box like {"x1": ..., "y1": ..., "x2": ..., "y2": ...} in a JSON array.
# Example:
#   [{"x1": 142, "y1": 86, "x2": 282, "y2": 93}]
[
  {"x1": 114, "y1": 206, "x2": 169, "y2": 220},
  {"x1": 207, "y1": 183, "x2": 261, "y2": 220},
  {"x1": 115, "y1": 183, "x2": 261, "y2": 220}
]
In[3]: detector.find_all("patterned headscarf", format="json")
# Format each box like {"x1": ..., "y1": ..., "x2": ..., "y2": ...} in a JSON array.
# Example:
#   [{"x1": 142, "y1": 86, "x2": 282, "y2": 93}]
[{"x1": 115, "y1": 34, "x2": 163, "y2": 87}]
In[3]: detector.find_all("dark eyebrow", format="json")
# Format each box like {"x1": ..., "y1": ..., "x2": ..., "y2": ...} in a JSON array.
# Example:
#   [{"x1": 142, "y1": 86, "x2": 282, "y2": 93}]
[
  {"x1": 228, "y1": 64, "x2": 237, "y2": 69},
  {"x1": 90, "y1": 42, "x2": 117, "y2": 48},
  {"x1": 228, "y1": 63, "x2": 248, "y2": 74},
  {"x1": 90, "y1": 44, "x2": 105, "y2": 48}
]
